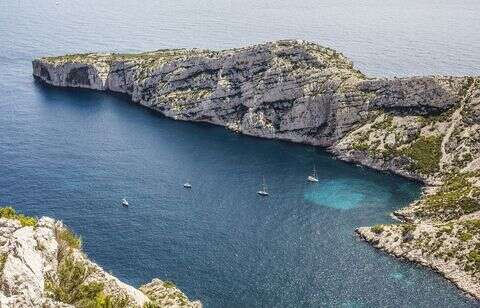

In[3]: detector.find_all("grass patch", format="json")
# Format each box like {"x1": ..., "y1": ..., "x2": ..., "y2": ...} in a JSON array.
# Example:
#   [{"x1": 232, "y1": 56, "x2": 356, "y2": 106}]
[
  {"x1": 399, "y1": 135, "x2": 443, "y2": 174},
  {"x1": 0, "y1": 207, "x2": 37, "y2": 227}
]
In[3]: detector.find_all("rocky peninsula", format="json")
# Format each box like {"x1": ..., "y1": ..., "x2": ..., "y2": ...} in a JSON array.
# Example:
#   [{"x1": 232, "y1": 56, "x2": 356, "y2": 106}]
[
  {"x1": 32, "y1": 40, "x2": 480, "y2": 300},
  {"x1": 0, "y1": 207, "x2": 201, "y2": 307}
]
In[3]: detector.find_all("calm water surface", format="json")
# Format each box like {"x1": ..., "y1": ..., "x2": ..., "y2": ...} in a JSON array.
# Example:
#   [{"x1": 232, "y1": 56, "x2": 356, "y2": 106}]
[{"x1": 1, "y1": 0, "x2": 479, "y2": 306}]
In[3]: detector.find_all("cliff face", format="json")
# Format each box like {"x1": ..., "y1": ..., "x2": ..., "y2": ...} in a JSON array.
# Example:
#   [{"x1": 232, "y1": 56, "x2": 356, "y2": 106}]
[
  {"x1": 0, "y1": 211, "x2": 200, "y2": 308},
  {"x1": 32, "y1": 40, "x2": 464, "y2": 149},
  {"x1": 32, "y1": 40, "x2": 480, "y2": 299}
]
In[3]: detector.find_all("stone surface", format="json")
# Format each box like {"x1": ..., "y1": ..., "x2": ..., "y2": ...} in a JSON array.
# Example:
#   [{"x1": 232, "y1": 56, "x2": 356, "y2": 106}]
[{"x1": 140, "y1": 279, "x2": 202, "y2": 308}]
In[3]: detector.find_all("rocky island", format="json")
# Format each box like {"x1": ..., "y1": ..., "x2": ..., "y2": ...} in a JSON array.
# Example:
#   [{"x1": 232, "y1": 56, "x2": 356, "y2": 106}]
[{"x1": 32, "y1": 40, "x2": 480, "y2": 300}]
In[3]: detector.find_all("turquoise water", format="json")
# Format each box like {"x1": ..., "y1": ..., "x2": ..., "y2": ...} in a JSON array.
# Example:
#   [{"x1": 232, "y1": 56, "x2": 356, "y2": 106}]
[
  {"x1": 304, "y1": 179, "x2": 389, "y2": 210},
  {"x1": 1, "y1": 0, "x2": 480, "y2": 306}
]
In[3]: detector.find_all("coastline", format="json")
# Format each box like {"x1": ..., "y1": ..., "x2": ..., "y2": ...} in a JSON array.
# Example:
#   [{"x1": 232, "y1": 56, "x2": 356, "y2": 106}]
[{"x1": 31, "y1": 40, "x2": 480, "y2": 300}]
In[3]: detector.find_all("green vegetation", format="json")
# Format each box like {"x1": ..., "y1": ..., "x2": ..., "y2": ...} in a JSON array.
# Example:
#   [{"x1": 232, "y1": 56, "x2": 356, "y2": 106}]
[
  {"x1": 371, "y1": 225, "x2": 384, "y2": 234},
  {"x1": 45, "y1": 255, "x2": 103, "y2": 306},
  {"x1": 57, "y1": 226, "x2": 82, "y2": 249},
  {"x1": 47, "y1": 225, "x2": 130, "y2": 307},
  {"x1": 0, "y1": 253, "x2": 7, "y2": 273},
  {"x1": 401, "y1": 224, "x2": 416, "y2": 236},
  {"x1": 458, "y1": 77, "x2": 475, "y2": 98},
  {"x1": 163, "y1": 281, "x2": 176, "y2": 289},
  {"x1": 352, "y1": 142, "x2": 369, "y2": 152},
  {"x1": 418, "y1": 108, "x2": 455, "y2": 125},
  {"x1": 399, "y1": 135, "x2": 443, "y2": 174},
  {"x1": 45, "y1": 255, "x2": 129, "y2": 308},
  {"x1": 466, "y1": 249, "x2": 480, "y2": 273},
  {"x1": 417, "y1": 173, "x2": 480, "y2": 220},
  {"x1": 371, "y1": 115, "x2": 393, "y2": 130},
  {"x1": 0, "y1": 207, "x2": 37, "y2": 227},
  {"x1": 459, "y1": 232, "x2": 473, "y2": 241}
]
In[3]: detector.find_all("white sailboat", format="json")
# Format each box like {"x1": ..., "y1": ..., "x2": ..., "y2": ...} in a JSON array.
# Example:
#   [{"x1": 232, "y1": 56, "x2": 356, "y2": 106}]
[
  {"x1": 307, "y1": 166, "x2": 319, "y2": 182},
  {"x1": 257, "y1": 177, "x2": 269, "y2": 196},
  {"x1": 122, "y1": 198, "x2": 129, "y2": 207}
]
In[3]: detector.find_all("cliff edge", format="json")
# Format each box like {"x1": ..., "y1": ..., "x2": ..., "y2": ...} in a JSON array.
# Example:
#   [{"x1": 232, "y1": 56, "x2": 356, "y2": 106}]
[
  {"x1": 0, "y1": 207, "x2": 201, "y2": 308},
  {"x1": 33, "y1": 40, "x2": 480, "y2": 299}
]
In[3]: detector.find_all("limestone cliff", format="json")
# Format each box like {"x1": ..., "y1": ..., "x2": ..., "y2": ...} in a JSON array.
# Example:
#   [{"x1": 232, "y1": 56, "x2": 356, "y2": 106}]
[
  {"x1": 32, "y1": 40, "x2": 480, "y2": 299},
  {"x1": 0, "y1": 208, "x2": 200, "y2": 308}
]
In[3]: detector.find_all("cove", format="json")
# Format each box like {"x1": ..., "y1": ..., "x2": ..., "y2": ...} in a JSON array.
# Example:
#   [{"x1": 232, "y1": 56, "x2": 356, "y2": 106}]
[
  {"x1": 2, "y1": 0, "x2": 480, "y2": 305},
  {"x1": 1, "y1": 83, "x2": 476, "y2": 307}
]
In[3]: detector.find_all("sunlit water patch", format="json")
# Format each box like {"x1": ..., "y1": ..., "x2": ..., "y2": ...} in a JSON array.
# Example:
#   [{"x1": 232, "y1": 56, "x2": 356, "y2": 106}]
[{"x1": 304, "y1": 178, "x2": 390, "y2": 210}]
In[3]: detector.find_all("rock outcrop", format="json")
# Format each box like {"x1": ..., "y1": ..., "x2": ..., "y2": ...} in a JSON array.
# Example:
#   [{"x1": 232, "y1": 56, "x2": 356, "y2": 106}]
[
  {"x1": 0, "y1": 211, "x2": 200, "y2": 308},
  {"x1": 32, "y1": 40, "x2": 480, "y2": 300}
]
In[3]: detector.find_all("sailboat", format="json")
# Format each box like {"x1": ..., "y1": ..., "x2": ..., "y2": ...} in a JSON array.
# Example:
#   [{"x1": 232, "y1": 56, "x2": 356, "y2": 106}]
[
  {"x1": 257, "y1": 177, "x2": 269, "y2": 196},
  {"x1": 122, "y1": 198, "x2": 129, "y2": 207},
  {"x1": 307, "y1": 166, "x2": 319, "y2": 182}
]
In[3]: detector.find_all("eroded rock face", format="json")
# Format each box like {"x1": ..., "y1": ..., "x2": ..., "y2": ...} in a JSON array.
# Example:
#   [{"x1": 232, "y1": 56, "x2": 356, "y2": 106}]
[
  {"x1": 33, "y1": 40, "x2": 367, "y2": 147},
  {"x1": 0, "y1": 217, "x2": 199, "y2": 307},
  {"x1": 32, "y1": 40, "x2": 469, "y2": 153},
  {"x1": 359, "y1": 77, "x2": 464, "y2": 115}
]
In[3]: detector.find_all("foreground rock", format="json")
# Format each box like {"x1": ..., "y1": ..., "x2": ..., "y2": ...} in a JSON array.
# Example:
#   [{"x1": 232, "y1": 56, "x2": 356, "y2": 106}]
[
  {"x1": 0, "y1": 209, "x2": 200, "y2": 308},
  {"x1": 32, "y1": 40, "x2": 480, "y2": 299}
]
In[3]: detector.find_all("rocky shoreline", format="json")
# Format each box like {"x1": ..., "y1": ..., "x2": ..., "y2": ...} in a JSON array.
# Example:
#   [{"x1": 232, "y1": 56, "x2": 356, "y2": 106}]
[
  {"x1": 0, "y1": 208, "x2": 201, "y2": 307},
  {"x1": 32, "y1": 40, "x2": 480, "y2": 300}
]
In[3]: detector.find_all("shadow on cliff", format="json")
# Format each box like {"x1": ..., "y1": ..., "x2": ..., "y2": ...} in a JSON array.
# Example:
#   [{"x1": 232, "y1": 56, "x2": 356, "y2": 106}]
[{"x1": 33, "y1": 77, "x2": 133, "y2": 108}]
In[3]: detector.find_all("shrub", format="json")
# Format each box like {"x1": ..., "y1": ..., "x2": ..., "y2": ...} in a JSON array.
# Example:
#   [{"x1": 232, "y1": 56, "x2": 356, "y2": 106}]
[
  {"x1": 95, "y1": 292, "x2": 130, "y2": 308},
  {"x1": 402, "y1": 224, "x2": 416, "y2": 237},
  {"x1": 371, "y1": 225, "x2": 384, "y2": 234},
  {"x1": 418, "y1": 173, "x2": 480, "y2": 220},
  {"x1": 0, "y1": 253, "x2": 7, "y2": 273},
  {"x1": 57, "y1": 226, "x2": 82, "y2": 249},
  {"x1": 54, "y1": 226, "x2": 82, "y2": 263},
  {"x1": 16, "y1": 214, "x2": 37, "y2": 227},
  {"x1": 0, "y1": 207, "x2": 37, "y2": 227},
  {"x1": 466, "y1": 250, "x2": 480, "y2": 273},
  {"x1": 459, "y1": 232, "x2": 473, "y2": 242},
  {"x1": 399, "y1": 135, "x2": 443, "y2": 174},
  {"x1": 163, "y1": 280, "x2": 176, "y2": 289},
  {"x1": 45, "y1": 255, "x2": 103, "y2": 306},
  {"x1": 352, "y1": 142, "x2": 369, "y2": 151},
  {"x1": 0, "y1": 207, "x2": 16, "y2": 219}
]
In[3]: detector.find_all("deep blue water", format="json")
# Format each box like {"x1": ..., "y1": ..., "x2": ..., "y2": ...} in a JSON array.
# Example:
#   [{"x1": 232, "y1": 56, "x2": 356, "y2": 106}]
[{"x1": 1, "y1": 0, "x2": 480, "y2": 307}]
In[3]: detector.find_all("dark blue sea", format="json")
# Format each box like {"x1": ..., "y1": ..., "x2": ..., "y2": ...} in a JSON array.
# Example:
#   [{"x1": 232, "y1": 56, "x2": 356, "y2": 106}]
[{"x1": 1, "y1": 0, "x2": 479, "y2": 306}]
